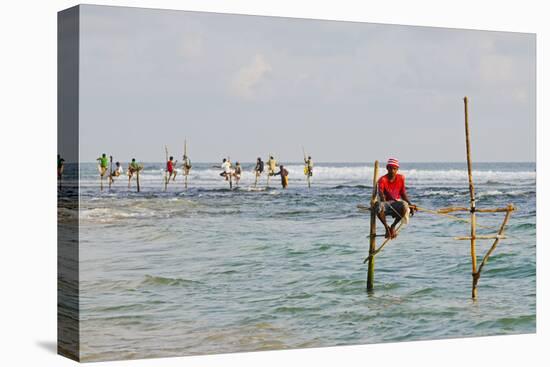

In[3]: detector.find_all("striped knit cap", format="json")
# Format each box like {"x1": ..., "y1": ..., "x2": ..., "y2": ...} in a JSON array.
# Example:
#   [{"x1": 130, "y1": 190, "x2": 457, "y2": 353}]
[{"x1": 387, "y1": 158, "x2": 399, "y2": 168}]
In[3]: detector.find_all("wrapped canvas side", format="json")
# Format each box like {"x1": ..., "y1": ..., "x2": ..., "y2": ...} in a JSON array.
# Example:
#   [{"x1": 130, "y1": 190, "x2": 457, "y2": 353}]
[{"x1": 57, "y1": 5, "x2": 80, "y2": 362}]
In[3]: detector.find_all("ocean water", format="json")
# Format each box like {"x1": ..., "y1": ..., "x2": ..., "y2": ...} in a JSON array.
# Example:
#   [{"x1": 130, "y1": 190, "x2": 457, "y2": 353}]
[{"x1": 70, "y1": 162, "x2": 535, "y2": 361}]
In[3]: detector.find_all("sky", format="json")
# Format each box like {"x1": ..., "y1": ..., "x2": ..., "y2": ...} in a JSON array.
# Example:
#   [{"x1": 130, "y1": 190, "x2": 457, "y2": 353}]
[{"x1": 78, "y1": 5, "x2": 535, "y2": 163}]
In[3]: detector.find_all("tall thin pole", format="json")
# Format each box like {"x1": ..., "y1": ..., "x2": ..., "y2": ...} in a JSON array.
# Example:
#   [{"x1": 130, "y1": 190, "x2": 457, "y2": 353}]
[
  {"x1": 109, "y1": 155, "x2": 113, "y2": 189},
  {"x1": 184, "y1": 139, "x2": 188, "y2": 190},
  {"x1": 367, "y1": 160, "x2": 379, "y2": 291},
  {"x1": 100, "y1": 164, "x2": 104, "y2": 192},
  {"x1": 164, "y1": 146, "x2": 168, "y2": 191},
  {"x1": 136, "y1": 166, "x2": 141, "y2": 193},
  {"x1": 464, "y1": 96, "x2": 478, "y2": 299},
  {"x1": 266, "y1": 154, "x2": 271, "y2": 188}
]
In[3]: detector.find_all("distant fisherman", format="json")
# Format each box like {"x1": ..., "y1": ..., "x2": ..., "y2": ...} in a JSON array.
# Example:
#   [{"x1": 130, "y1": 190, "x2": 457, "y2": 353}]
[
  {"x1": 304, "y1": 155, "x2": 313, "y2": 177},
  {"x1": 182, "y1": 154, "x2": 192, "y2": 176},
  {"x1": 375, "y1": 158, "x2": 417, "y2": 239},
  {"x1": 127, "y1": 158, "x2": 142, "y2": 188},
  {"x1": 166, "y1": 156, "x2": 177, "y2": 182},
  {"x1": 57, "y1": 154, "x2": 65, "y2": 180},
  {"x1": 233, "y1": 162, "x2": 242, "y2": 185},
  {"x1": 274, "y1": 165, "x2": 289, "y2": 189},
  {"x1": 267, "y1": 156, "x2": 277, "y2": 176},
  {"x1": 111, "y1": 161, "x2": 123, "y2": 178},
  {"x1": 255, "y1": 157, "x2": 264, "y2": 175},
  {"x1": 216, "y1": 158, "x2": 232, "y2": 180},
  {"x1": 96, "y1": 153, "x2": 108, "y2": 177}
]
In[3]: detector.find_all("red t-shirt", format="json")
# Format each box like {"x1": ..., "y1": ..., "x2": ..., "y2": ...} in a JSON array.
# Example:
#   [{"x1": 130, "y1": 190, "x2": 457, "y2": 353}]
[
  {"x1": 167, "y1": 161, "x2": 174, "y2": 173},
  {"x1": 378, "y1": 174, "x2": 406, "y2": 201}
]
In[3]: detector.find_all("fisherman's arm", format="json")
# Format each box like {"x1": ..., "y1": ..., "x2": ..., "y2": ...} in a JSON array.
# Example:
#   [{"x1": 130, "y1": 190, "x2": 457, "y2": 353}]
[
  {"x1": 378, "y1": 189, "x2": 386, "y2": 203},
  {"x1": 401, "y1": 191, "x2": 417, "y2": 212}
]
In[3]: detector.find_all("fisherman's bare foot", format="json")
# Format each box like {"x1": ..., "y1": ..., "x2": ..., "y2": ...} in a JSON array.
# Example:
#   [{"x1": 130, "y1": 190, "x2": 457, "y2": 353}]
[
  {"x1": 384, "y1": 228, "x2": 391, "y2": 238},
  {"x1": 390, "y1": 225, "x2": 397, "y2": 239}
]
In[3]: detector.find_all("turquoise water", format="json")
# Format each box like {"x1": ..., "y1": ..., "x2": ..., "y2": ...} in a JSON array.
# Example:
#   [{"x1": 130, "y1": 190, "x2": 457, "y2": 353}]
[{"x1": 72, "y1": 162, "x2": 535, "y2": 361}]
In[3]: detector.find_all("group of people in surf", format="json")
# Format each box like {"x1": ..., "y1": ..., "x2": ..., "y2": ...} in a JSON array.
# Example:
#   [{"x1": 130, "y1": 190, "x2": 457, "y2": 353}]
[
  {"x1": 94, "y1": 153, "x2": 146, "y2": 188},
  {"x1": 58, "y1": 153, "x2": 413, "y2": 238},
  {"x1": 165, "y1": 154, "x2": 192, "y2": 183},
  {"x1": 214, "y1": 154, "x2": 304, "y2": 189}
]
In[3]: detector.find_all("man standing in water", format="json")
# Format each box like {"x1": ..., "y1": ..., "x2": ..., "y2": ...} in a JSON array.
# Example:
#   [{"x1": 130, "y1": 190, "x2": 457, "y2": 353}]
[
  {"x1": 376, "y1": 158, "x2": 416, "y2": 239},
  {"x1": 273, "y1": 165, "x2": 289, "y2": 189}
]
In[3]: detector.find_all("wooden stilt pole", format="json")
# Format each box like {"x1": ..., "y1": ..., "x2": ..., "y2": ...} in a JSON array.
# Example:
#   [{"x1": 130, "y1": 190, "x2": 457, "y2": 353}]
[
  {"x1": 184, "y1": 139, "x2": 188, "y2": 190},
  {"x1": 100, "y1": 167, "x2": 104, "y2": 191},
  {"x1": 109, "y1": 155, "x2": 113, "y2": 189},
  {"x1": 367, "y1": 160, "x2": 379, "y2": 292},
  {"x1": 136, "y1": 166, "x2": 141, "y2": 193},
  {"x1": 164, "y1": 146, "x2": 169, "y2": 191},
  {"x1": 464, "y1": 96, "x2": 478, "y2": 299}
]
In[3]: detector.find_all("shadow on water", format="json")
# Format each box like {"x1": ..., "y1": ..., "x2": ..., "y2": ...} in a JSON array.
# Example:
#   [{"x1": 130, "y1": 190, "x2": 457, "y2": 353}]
[{"x1": 36, "y1": 340, "x2": 57, "y2": 354}]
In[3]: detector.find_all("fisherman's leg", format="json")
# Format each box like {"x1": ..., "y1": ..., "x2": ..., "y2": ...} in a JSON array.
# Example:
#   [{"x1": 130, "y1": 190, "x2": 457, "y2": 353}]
[
  {"x1": 172, "y1": 171, "x2": 177, "y2": 181},
  {"x1": 389, "y1": 217, "x2": 401, "y2": 239},
  {"x1": 376, "y1": 207, "x2": 392, "y2": 238}
]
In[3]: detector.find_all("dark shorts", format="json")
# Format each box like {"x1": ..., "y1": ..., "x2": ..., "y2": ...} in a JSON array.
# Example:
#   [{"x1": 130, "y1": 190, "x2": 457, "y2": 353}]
[{"x1": 376, "y1": 200, "x2": 409, "y2": 218}]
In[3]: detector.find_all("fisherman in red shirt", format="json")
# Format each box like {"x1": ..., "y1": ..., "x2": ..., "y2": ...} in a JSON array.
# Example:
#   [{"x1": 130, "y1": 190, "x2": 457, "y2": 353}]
[
  {"x1": 166, "y1": 156, "x2": 177, "y2": 182},
  {"x1": 376, "y1": 158, "x2": 417, "y2": 239}
]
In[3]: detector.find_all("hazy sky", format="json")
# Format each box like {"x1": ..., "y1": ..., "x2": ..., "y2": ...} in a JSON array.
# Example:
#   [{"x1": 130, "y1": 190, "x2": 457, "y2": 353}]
[{"x1": 78, "y1": 5, "x2": 535, "y2": 163}]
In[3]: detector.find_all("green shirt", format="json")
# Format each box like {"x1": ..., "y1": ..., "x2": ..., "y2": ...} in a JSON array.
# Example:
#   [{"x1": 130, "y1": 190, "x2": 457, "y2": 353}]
[{"x1": 98, "y1": 156, "x2": 108, "y2": 168}]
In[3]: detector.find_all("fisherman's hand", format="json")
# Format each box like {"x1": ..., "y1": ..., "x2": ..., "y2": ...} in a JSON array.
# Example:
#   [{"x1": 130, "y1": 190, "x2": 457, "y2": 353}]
[{"x1": 409, "y1": 204, "x2": 417, "y2": 216}]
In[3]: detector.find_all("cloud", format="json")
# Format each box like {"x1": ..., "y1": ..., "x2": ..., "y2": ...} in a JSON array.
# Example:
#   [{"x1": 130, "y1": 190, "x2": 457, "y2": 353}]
[{"x1": 231, "y1": 54, "x2": 272, "y2": 99}]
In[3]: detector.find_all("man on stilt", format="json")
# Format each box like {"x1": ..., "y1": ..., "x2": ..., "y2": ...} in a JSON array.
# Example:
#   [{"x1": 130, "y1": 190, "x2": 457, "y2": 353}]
[
  {"x1": 57, "y1": 154, "x2": 65, "y2": 181},
  {"x1": 127, "y1": 158, "x2": 142, "y2": 189},
  {"x1": 254, "y1": 157, "x2": 264, "y2": 187},
  {"x1": 182, "y1": 154, "x2": 192, "y2": 176},
  {"x1": 97, "y1": 153, "x2": 109, "y2": 178},
  {"x1": 375, "y1": 158, "x2": 416, "y2": 239},
  {"x1": 166, "y1": 156, "x2": 177, "y2": 182}
]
